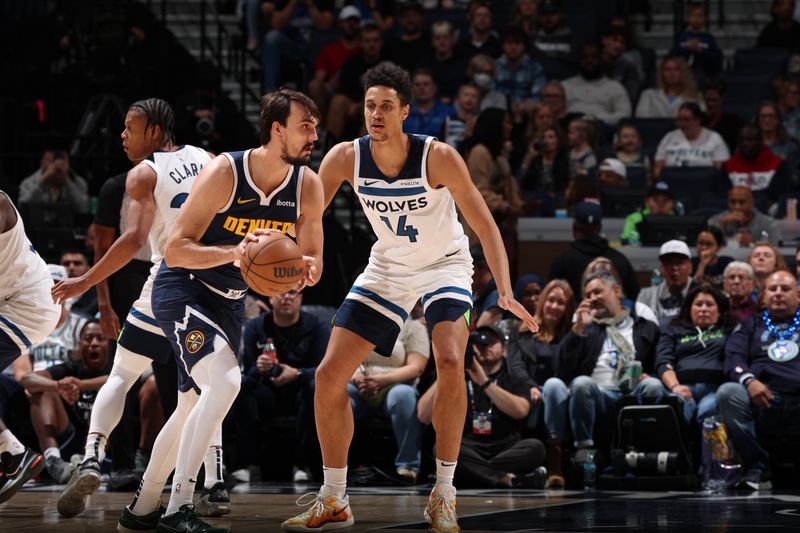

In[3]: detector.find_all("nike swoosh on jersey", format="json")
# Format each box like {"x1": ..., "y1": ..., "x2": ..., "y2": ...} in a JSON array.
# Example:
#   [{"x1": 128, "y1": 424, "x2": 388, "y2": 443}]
[
  {"x1": 445, "y1": 250, "x2": 460, "y2": 257},
  {"x1": 363, "y1": 179, "x2": 380, "y2": 186},
  {"x1": 237, "y1": 197, "x2": 257, "y2": 204}
]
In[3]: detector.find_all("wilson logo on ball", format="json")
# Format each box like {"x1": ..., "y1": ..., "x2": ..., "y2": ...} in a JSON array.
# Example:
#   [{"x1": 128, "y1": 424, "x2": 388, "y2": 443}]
[{"x1": 273, "y1": 266, "x2": 304, "y2": 278}]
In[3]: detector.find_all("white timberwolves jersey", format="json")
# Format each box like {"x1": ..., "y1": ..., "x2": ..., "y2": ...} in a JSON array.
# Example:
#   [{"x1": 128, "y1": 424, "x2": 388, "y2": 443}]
[
  {"x1": 352, "y1": 134, "x2": 469, "y2": 268},
  {"x1": 0, "y1": 191, "x2": 50, "y2": 299},
  {"x1": 141, "y1": 145, "x2": 211, "y2": 264}
]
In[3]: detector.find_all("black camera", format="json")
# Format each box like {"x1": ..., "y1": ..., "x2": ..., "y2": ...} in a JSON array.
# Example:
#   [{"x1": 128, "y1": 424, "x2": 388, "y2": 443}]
[
  {"x1": 611, "y1": 449, "x2": 680, "y2": 476},
  {"x1": 196, "y1": 117, "x2": 215, "y2": 137}
]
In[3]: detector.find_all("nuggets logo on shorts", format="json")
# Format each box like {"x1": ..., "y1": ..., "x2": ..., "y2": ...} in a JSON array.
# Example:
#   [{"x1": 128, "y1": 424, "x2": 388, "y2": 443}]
[{"x1": 185, "y1": 330, "x2": 205, "y2": 354}]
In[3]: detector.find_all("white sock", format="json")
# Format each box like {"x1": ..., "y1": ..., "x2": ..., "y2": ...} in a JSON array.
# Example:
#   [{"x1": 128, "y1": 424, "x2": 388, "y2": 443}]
[
  {"x1": 44, "y1": 447, "x2": 61, "y2": 461},
  {"x1": 322, "y1": 466, "x2": 347, "y2": 499},
  {"x1": 166, "y1": 474, "x2": 196, "y2": 515},
  {"x1": 0, "y1": 429, "x2": 24, "y2": 455},
  {"x1": 435, "y1": 458, "x2": 457, "y2": 487},
  {"x1": 130, "y1": 475, "x2": 166, "y2": 515},
  {"x1": 203, "y1": 445, "x2": 223, "y2": 489},
  {"x1": 83, "y1": 433, "x2": 107, "y2": 462}
]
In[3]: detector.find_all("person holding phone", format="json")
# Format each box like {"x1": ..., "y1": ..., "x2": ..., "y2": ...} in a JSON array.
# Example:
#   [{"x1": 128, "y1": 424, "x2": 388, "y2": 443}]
[{"x1": 18, "y1": 149, "x2": 89, "y2": 214}]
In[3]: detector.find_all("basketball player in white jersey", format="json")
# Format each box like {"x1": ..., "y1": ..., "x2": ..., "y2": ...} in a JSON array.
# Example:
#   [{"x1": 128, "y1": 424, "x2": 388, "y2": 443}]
[
  {"x1": 0, "y1": 191, "x2": 61, "y2": 503},
  {"x1": 51, "y1": 99, "x2": 228, "y2": 525},
  {"x1": 282, "y1": 64, "x2": 537, "y2": 533}
]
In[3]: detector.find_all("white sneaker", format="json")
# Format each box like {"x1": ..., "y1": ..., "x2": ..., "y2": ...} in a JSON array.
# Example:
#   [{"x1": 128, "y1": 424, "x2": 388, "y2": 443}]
[
  {"x1": 424, "y1": 484, "x2": 459, "y2": 532},
  {"x1": 281, "y1": 486, "x2": 354, "y2": 531}
]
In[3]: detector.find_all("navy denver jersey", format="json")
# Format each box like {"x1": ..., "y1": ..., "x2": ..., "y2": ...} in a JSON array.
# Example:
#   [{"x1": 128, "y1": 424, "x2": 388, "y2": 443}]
[{"x1": 191, "y1": 149, "x2": 304, "y2": 293}]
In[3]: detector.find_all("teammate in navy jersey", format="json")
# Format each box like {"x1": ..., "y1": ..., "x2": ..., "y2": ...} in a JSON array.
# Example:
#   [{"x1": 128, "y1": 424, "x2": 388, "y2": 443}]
[
  {"x1": 283, "y1": 64, "x2": 537, "y2": 533},
  {"x1": 152, "y1": 89, "x2": 323, "y2": 533}
]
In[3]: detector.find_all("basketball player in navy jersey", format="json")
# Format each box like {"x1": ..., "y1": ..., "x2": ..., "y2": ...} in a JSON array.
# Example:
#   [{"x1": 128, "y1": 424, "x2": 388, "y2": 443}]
[
  {"x1": 283, "y1": 64, "x2": 537, "y2": 533},
  {"x1": 0, "y1": 192, "x2": 61, "y2": 503},
  {"x1": 150, "y1": 89, "x2": 323, "y2": 533}
]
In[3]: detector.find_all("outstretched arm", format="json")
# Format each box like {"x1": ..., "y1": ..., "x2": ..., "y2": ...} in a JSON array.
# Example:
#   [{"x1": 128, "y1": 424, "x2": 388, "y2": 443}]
[
  {"x1": 316, "y1": 141, "x2": 353, "y2": 210},
  {"x1": 428, "y1": 142, "x2": 538, "y2": 332},
  {"x1": 52, "y1": 163, "x2": 157, "y2": 304}
]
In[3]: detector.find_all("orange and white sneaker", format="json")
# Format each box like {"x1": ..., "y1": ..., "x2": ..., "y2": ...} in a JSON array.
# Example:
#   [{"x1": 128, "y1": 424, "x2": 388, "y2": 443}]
[
  {"x1": 281, "y1": 486, "x2": 354, "y2": 531},
  {"x1": 424, "y1": 484, "x2": 460, "y2": 532}
]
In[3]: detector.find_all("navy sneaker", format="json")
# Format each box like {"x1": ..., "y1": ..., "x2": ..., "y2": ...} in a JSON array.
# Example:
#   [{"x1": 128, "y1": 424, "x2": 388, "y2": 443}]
[
  {"x1": 155, "y1": 504, "x2": 230, "y2": 533},
  {"x1": 117, "y1": 503, "x2": 166, "y2": 532},
  {"x1": 0, "y1": 448, "x2": 45, "y2": 504},
  {"x1": 57, "y1": 457, "x2": 102, "y2": 517},
  {"x1": 195, "y1": 482, "x2": 231, "y2": 517}
]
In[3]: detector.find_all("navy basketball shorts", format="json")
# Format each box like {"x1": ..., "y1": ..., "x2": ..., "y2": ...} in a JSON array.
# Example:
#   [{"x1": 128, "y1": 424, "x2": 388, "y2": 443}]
[
  {"x1": 334, "y1": 256, "x2": 473, "y2": 356},
  {"x1": 151, "y1": 264, "x2": 245, "y2": 391}
]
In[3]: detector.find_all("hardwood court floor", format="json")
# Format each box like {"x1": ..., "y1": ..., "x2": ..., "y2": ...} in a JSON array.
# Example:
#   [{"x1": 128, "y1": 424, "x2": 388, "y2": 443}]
[{"x1": 2, "y1": 482, "x2": 800, "y2": 532}]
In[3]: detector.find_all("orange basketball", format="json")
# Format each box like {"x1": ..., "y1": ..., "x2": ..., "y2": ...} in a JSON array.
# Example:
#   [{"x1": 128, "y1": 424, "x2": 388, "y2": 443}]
[{"x1": 240, "y1": 233, "x2": 305, "y2": 296}]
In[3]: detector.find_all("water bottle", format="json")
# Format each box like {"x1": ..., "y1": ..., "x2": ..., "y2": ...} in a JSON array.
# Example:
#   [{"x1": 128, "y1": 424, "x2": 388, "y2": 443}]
[
  {"x1": 583, "y1": 450, "x2": 597, "y2": 491},
  {"x1": 674, "y1": 200, "x2": 685, "y2": 216},
  {"x1": 650, "y1": 268, "x2": 662, "y2": 286},
  {"x1": 787, "y1": 198, "x2": 797, "y2": 221}
]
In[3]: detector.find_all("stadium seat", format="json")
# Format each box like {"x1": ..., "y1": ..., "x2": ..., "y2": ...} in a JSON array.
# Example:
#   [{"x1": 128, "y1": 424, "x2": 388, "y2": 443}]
[
  {"x1": 733, "y1": 48, "x2": 789, "y2": 77},
  {"x1": 623, "y1": 118, "x2": 675, "y2": 156},
  {"x1": 660, "y1": 166, "x2": 718, "y2": 211},
  {"x1": 626, "y1": 167, "x2": 647, "y2": 189}
]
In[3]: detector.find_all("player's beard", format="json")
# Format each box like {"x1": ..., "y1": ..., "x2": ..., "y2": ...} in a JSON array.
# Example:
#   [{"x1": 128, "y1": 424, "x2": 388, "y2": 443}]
[{"x1": 281, "y1": 139, "x2": 313, "y2": 166}]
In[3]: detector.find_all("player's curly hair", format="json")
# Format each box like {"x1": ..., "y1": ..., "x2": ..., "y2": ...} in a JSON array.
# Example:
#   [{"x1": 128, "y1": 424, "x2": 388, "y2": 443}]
[
  {"x1": 128, "y1": 98, "x2": 175, "y2": 146},
  {"x1": 362, "y1": 62, "x2": 413, "y2": 107}
]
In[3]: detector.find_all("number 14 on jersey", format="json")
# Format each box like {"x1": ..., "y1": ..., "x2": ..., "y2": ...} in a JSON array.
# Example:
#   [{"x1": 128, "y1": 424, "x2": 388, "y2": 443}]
[{"x1": 380, "y1": 215, "x2": 418, "y2": 242}]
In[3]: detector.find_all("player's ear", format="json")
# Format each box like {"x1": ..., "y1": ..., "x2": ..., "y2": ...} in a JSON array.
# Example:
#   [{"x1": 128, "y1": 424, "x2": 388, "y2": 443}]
[{"x1": 401, "y1": 104, "x2": 410, "y2": 121}]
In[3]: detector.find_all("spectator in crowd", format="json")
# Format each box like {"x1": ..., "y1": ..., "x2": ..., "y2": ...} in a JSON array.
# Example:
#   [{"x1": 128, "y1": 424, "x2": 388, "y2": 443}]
[
  {"x1": 748, "y1": 242, "x2": 789, "y2": 292},
  {"x1": 597, "y1": 158, "x2": 627, "y2": 188},
  {"x1": 614, "y1": 123, "x2": 652, "y2": 177},
  {"x1": 757, "y1": 0, "x2": 800, "y2": 51},
  {"x1": 457, "y1": 0, "x2": 501, "y2": 59},
  {"x1": 494, "y1": 26, "x2": 546, "y2": 119},
  {"x1": 348, "y1": 317, "x2": 429, "y2": 483},
  {"x1": 531, "y1": 0, "x2": 577, "y2": 79},
  {"x1": 307, "y1": 6, "x2": 362, "y2": 126},
  {"x1": 326, "y1": 23, "x2": 384, "y2": 142},
  {"x1": 702, "y1": 78, "x2": 744, "y2": 152},
  {"x1": 717, "y1": 270, "x2": 800, "y2": 490},
  {"x1": 567, "y1": 118, "x2": 598, "y2": 177},
  {"x1": 638, "y1": 240, "x2": 697, "y2": 326},
  {"x1": 549, "y1": 201, "x2": 640, "y2": 302},
  {"x1": 242, "y1": 0, "x2": 273, "y2": 51},
  {"x1": 415, "y1": 20, "x2": 469, "y2": 103},
  {"x1": 693, "y1": 226, "x2": 734, "y2": 287},
  {"x1": 464, "y1": 108, "x2": 524, "y2": 264},
  {"x1": 671, "y1": 2, "x2": 723, "y2": 80},
  {"x1": 718, "y1": 124, "x2": 790, "y2": 213},
  {"x1": 466, "y1": 54, "x2": 508, "y2": 111},
  {"x1": 541, "y1": 80, "x2": 570, "y2": 130},
  {"x1": 636, "y1": 56, "x2": 704, "y2": 118},
  {"x1": 497, "y1": 273, "x2": 545, "y2": 340},
  {"x1": 757, "y1": 101, "x2": 800, "y2": 187},
  {"x1": 562, "y1": 43, "x2": 631, "y2": 126},
  {"x1": 384, "y1": 1, "x2": 431, "y2": 73},
  {"x1": 348, "y1": 0, "x2": 395, "y2": 31},
  {"x1": 232, "y1": 289, "x2": 331, "y2": 483},
  {"x1": 542, "y1": 270, "x2": 661, "y2": 483},
  {"x1": 519, "y1": 126, "x2": 570, "y2": 216},
  {"x1": 417, "y1": 325, "x2": 546, "y2": 488},
  {"x1": 24, "y1": 265, "x2": 88, "y2": 372},
  {"x1": 656, "y1": 285, "x2": 730, "y2": 425},
  {"x1": 709, "y1": 187, "x2": 782, "y2": 246},
  {"x1": 609, "y1": 15, "x2": 646, "y2": 82},
  {"x1": 653, "y1": 102, "x2": 729, "y2": 179},
  {"x1": 60, "y1": 249, "x2": 97, "y2": 317},
  {"x1": 527, "y1": 103, "x2": 556, "y2": 142},
  {"x1": 723, "y1": 261, "x2": 758, "y2": 323},
  {"x1": 601, "y1": 27, "x2": 641, "y2": 105},
  {"x1": 260, "y1": 0, "x2": 334, "y2": 92},
  {"x1": 511, "y1": 0, "x2": 539, "y2": 46},
  {"x1": 404, "y1": 69, "x2": 455, "y2": 137},
  {"x1": 20, "y1": 321, "x2": 109, "y2": 483},
  {"x1": 582, "y1": 258, "x2": 659, "y2": 324},
  {"x1": 442, "y1": 83, "x2": 480, "y2": 150},
  {"x1": 774, "y1": 77, "x2": 800, "y2": 141},
  {"x1": 620, "y1": 181, "x2": 675, "y2": 245},
  {"x1": 18, "y1": 149, "x2": 89, "y2": 214}
]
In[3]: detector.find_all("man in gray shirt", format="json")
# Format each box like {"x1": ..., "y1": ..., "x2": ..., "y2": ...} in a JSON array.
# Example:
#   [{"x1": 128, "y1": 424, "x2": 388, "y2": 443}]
[{"x1": 708, "y1": 186, "x2": 781, "y2": 246}]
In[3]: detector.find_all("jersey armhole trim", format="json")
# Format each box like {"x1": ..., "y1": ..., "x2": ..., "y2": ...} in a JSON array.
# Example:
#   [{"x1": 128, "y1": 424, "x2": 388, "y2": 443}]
[
  {"x1": 296, "y1": 166, "x2": 305, "y2": 220},
  {"x1": 421, "y1": 136, "x2": 436, "y2": 192},
  {"x1": 353, "y1": 139, "x2": 361, "y2": 184},
  {"x1": 219, "y1": 153, "x2": 238, "y2": 213}
]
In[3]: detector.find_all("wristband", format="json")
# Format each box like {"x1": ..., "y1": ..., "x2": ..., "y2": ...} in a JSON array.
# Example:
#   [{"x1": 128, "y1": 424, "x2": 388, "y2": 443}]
[
  {"x1": 480, "y1": 380, "x2": 492, "y2": 391},
  {"x1": 743, "y1": 376, "x2": 756, "y2": 388}
]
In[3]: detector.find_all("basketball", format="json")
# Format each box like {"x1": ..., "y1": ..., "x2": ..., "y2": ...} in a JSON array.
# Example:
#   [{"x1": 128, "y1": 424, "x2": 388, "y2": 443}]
[{"x1": 240, "y1": 233, "x2": 305, "y2": 296}]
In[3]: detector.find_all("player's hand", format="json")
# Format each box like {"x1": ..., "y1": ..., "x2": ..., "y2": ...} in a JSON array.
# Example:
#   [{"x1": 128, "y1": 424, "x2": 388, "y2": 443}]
[
  {"x1": 234, "y1": 231, "x2": 265, "y2": 263},
  {"x1": 498, "y1": 293, "x2": 539, "y2": 333},
  {"x1": 295, "y1": 255, "x2": 320, "y2": 291},
  {"x1": 747, "y1": 379, "x2": 774, "y2": 409},
  {"x1": 51, "y1": 276, "x2": 90, "y2": 305},
  {"x1": 98, "y1": 303, "x2": 121, "y2": 339}
]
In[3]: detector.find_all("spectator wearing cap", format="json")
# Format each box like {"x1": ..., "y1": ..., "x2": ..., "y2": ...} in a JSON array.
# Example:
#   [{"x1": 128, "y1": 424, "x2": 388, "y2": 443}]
[
  {"x1": 620, "y1": 181, "x2": 675, "y2": 245},
  {"x1": 723, "y1": 261, "x2": 758, "y2": 322},
  {"x1": 637, "y1": 240, "x2": 697, "y2": 327},
  {"x1": 598, "y1": 158, "x2": 627, "y2": 188},
  {"x1": 494, "y1": 26, "x2": 546, "y2": 118},
  {"x1": 457, "y1": 1, "x2": 501, "y2": 59},
  {"x1": 562, "y1": 43, "x2": 631, "y2": 127},
  {"x1": 709, "y1": 186, "x2": 781, "y2": 247},
  {"x1": 417, "y1": 325, "x2": 546, "y2": 488},
  {"x1": 549, "y1": 201, "x2": 640, "y2": 302},
  {"x1": 415, "y1": 21, "x2": 469, "y2": 103},
  {"x1": 404, "y1": 69, "x2": 455, "y2": 138},
  {"x1": 702, "y1": 78, "x2": 744, "y2": 153},
  {"x1": 718, "y1": 124, "x2": 791, "y2": 214},
  {"x1": 541, "y1": 270, "x2": 661, "y2": 486},
  {"x1": 531, "y1": 0, "x2": 578, "y2": 80},
  {"x1": 717, "y1": 269, "x2": 800, "y2": 490},
  {"x1": 384, "y1": 1, "x2": 432, "y2": 73},
  {"x1": 653, "y1": 102, "x2": 729, "y2": 179},
  {"x1": 601, "y1": 27, "x2": 642, "y2": 106},
  {"x1": 307, "y1": 6, "x2": 362, "y2": 126}
]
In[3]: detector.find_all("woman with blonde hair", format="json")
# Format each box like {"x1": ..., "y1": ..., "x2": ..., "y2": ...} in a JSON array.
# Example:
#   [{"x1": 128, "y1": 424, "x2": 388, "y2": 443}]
[
  {"x1": 635, "y1": 55, "x2": 704, "y2": 118},
  {"x1": 747, "y1": 241, "x2": 789, "y2": 293}
]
